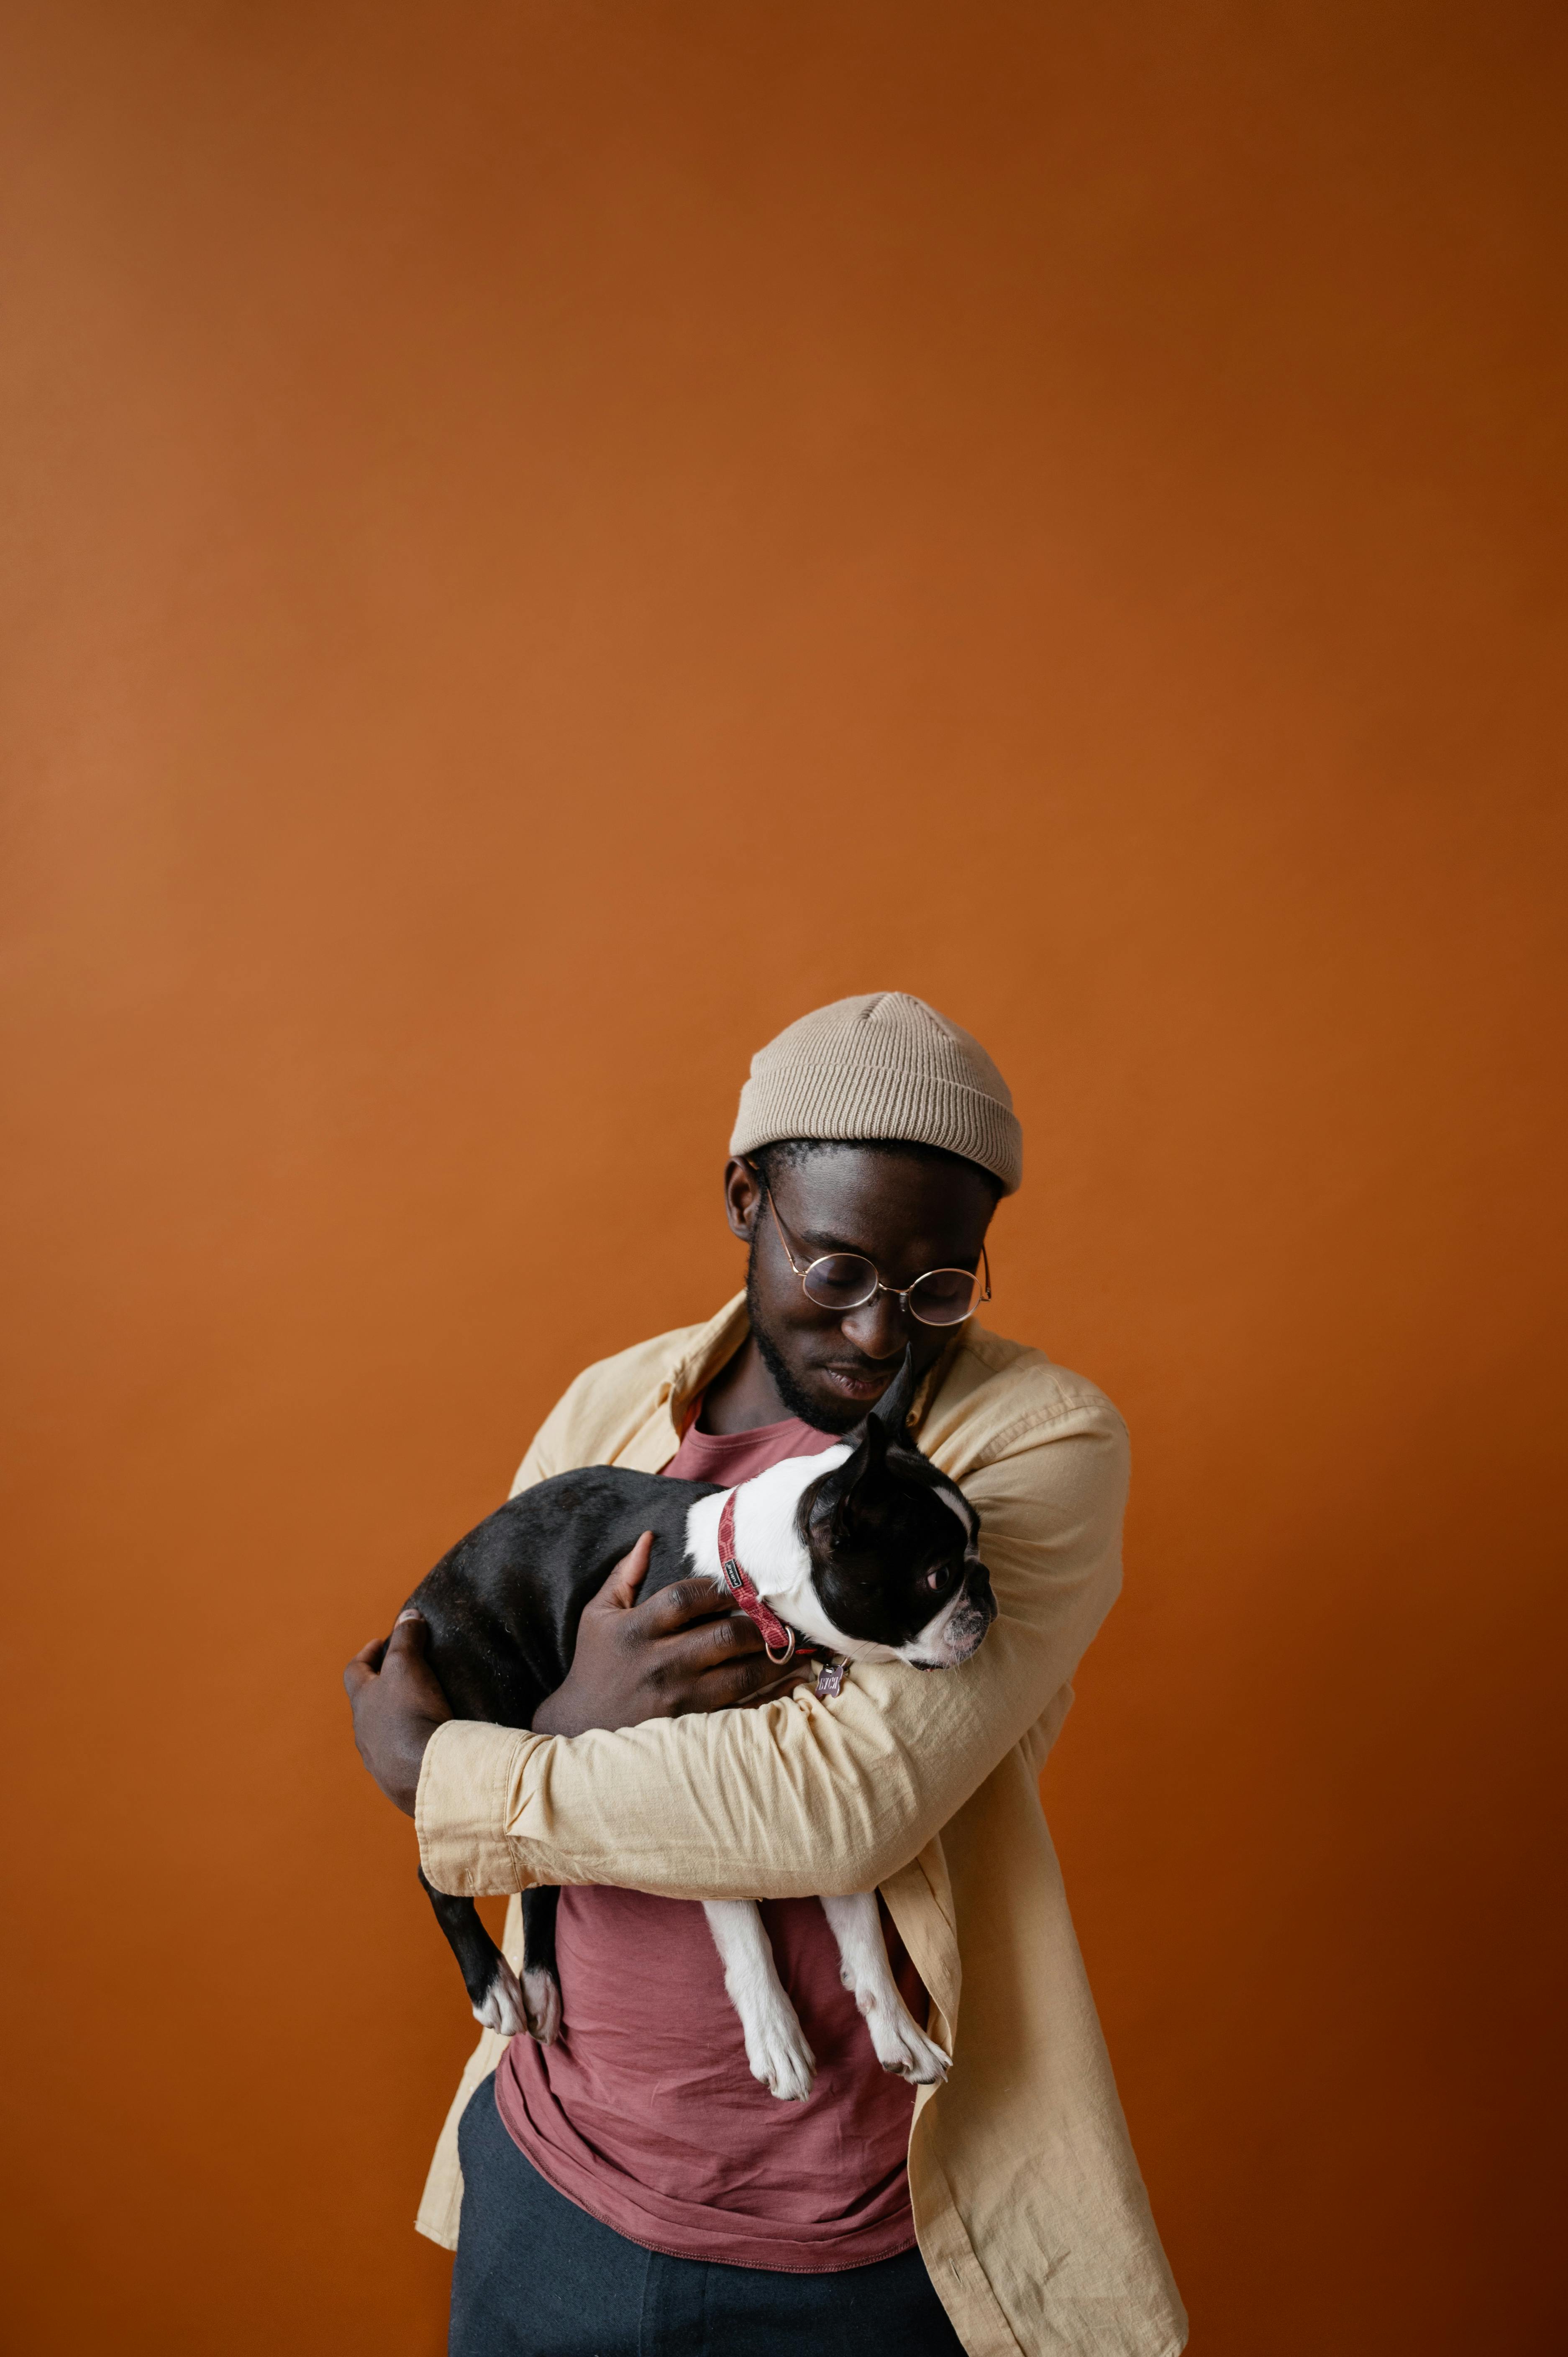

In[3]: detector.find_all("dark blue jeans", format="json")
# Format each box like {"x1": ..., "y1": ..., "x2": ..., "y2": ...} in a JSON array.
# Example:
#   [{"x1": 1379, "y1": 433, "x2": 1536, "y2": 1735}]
[{"x1": 450, "y1": 2080, "x2": 966, "y2": 2357}]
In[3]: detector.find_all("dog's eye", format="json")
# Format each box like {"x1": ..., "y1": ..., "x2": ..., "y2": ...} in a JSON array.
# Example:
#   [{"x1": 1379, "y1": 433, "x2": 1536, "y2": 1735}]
[{"x1": 921, "y1": 1567, "x2": 948, "y2": 1593}]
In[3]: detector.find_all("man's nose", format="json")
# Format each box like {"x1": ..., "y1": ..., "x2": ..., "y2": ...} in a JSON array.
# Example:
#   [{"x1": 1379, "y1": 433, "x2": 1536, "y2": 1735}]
[{"x1": 839, "y1": 1291, "x2": 909, "y2": 1360}]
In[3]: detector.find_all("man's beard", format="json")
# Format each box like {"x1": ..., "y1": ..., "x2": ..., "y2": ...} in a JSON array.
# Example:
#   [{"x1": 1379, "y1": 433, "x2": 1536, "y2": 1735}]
[{"x1": 745, "y1": 1254, "x2": 864, "y2": 1434}]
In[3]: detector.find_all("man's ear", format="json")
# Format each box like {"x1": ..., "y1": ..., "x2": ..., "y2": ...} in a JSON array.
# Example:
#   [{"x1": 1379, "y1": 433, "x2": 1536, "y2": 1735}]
[{"x1": 723, "y1": 1155, "x2": 764, "y2": 1242}]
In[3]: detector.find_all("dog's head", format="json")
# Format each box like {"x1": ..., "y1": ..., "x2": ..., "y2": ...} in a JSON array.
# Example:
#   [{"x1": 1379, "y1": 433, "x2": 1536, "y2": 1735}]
[{"x1": 795, "y1": 1351, "x2": 996, "y2": 1670}]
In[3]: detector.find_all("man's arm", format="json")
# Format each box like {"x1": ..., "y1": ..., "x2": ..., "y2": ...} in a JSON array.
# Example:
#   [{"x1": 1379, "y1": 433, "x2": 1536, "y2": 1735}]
[
  {"x1": 415, "y1": 1400, "x2": 1128, "y2": 1903},
  {"x1": 344, "y1": 1536, "x2": 806, "y2": 1807}
]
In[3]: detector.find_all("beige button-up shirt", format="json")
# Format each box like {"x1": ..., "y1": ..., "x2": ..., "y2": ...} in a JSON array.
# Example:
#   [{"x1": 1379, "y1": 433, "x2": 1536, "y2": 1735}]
[{"x1": 414, "y1": 1296, "x2": 1187, "y2": 2357}]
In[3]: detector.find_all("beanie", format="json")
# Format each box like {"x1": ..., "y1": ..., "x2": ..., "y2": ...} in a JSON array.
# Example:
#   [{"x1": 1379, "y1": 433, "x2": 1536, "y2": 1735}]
[{"x1": 729, "y1": 992, "x2": 1022, "y2": 1195}]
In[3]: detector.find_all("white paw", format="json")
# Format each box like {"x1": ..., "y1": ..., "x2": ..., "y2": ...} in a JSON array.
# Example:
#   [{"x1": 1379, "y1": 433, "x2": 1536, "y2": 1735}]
[
  {"x1": 743, "y1": 1999, "x2": 817, "y2": 2102},
  {"x1": 523, "y1": 1965, "x2": 562, "y2": 2046},
  {"x1": 472, "y1": 1958, "x2": 528, "y2": 2038},
  {"x1": 861, "y1": 2000, "x2": 951, "y2": 2087}
]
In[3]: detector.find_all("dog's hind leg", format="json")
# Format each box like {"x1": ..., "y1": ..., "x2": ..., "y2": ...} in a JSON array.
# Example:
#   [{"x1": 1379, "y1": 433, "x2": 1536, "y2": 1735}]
[
  {"x1": 702, "y1": 1900, "x2": 816, "y2": 2101},
  {"x1": 519, "y1": 1886, "x2": 563, "y2": 2046},
  {"x1": 819, "y1": 1892, "x2": 951, "y2": 2086},
  {"x1": 418, "y1": 1868, "x2": 528, "y2": 2036}
]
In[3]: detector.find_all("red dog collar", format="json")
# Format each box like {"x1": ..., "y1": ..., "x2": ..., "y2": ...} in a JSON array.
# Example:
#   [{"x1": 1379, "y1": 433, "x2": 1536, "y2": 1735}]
[
  {"x1": 716, "y1": 1493, "x2": 847, "y2": 1699},
  {"x1": 717, "y1": 1491, "x2": 813, "y2": 1667}
]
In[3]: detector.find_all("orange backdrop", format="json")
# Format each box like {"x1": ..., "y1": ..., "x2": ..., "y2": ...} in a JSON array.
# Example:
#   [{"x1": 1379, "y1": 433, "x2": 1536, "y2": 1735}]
[{"x1": 3, "y1": 5, "x2": 1563, "y2": 2351}]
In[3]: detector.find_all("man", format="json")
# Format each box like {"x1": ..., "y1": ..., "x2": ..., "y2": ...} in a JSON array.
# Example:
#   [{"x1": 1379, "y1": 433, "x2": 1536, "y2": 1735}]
[{"x1": 347, "y1": 991, "x2": 1186, "y2": 2357}]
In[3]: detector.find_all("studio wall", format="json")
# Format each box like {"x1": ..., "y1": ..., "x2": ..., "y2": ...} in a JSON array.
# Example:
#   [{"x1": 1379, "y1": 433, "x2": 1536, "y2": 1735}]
[{"x1": 3, "y1": 5, "x2": 1563, "y2": 2350}]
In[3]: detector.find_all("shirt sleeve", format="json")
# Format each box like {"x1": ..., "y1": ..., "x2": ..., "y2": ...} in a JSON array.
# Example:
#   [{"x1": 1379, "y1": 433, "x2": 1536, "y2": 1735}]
[
  {"x1": 506, "y1": 1365, "x2": 600, "y2": 1497},
  {"x1": 416, "y1": 1399, "x2": 1129, "y2": 1903}
]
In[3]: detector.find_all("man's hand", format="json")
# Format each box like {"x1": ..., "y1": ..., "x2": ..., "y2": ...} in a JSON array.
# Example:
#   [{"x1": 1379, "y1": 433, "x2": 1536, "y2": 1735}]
[
  {"x1": 343, "y1": 1610, "x2": 453, "y2": 1816},
  {"x1": 532, "y1": 1532, "x2": 807, "y2": 1738},
  {"x1": 343, "y1": 1537, "x2": 807, "y2": 1813}
]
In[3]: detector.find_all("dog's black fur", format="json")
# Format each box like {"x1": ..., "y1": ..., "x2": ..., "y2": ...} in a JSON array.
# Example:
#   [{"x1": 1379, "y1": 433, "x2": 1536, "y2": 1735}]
[{"x1": 403, "y1": 1350, "x2": 994, "y2": 2037}]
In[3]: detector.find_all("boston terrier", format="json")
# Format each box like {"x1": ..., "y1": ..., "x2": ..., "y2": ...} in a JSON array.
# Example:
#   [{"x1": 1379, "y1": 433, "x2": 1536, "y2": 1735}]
[{"x1": 402, "y1": 1349, "x2": 996, "y2": 2101}]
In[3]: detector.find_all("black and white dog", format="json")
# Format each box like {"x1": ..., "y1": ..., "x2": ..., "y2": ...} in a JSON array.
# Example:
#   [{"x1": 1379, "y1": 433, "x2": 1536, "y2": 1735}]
[{"x1": 405, "y1": 1352, "x2": 995, "y2": 2101}]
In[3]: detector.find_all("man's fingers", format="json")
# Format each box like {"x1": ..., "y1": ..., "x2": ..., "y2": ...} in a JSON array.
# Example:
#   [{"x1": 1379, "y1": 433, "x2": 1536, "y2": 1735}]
[
  {"x1": 343, "y1": 1634, "x2": 389, "y2": 1698},
  {"x1": 701, "y1": 1654, "x2": 809, "y2": 1710},
  {"x1": 757, "y1": 1662, "x2": 817, "y2": 1701},
  {"x1": 656, "y1": 1613, "x2": 766, "y2": 1680},
  {"x1": 642, "y1": 1575, "x2": 744, "y2": 1633},
  {"x1": 373, "y1": 1608, "x2": 455, "y2": 1719},
  {"x1": 384, "y1": 1608, "x2": 431, "y2": 1658},
  {"x1": 341, "y1": 1614, "x2": 429, "y2": 1699},
  {"x1": 600, "y1": 1532, "x2": 655, "y2": 1610}
]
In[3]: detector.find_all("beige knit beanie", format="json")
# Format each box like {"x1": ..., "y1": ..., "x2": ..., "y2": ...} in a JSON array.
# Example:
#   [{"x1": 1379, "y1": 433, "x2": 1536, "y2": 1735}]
[{"x1": 730, "y1": 992, "x2": 1022, "y2": 1194}]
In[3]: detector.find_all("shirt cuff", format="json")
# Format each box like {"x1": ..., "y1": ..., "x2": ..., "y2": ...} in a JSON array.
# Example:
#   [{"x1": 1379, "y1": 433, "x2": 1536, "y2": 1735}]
[{"x1": 415, "y1": 1718, "x2": 540, "y2": 1897}]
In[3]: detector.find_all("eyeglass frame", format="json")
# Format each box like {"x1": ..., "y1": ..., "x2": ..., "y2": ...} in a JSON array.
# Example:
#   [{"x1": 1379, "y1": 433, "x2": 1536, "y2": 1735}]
[{"x1": 749, "y1": 1167, "x2": 992, "y2": 1329}]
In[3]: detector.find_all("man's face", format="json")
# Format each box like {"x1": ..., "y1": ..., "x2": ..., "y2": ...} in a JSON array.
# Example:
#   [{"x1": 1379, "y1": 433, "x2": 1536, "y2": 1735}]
[{"x1": 724, "y1": 1146, "x2": 998, "y2": 1434}]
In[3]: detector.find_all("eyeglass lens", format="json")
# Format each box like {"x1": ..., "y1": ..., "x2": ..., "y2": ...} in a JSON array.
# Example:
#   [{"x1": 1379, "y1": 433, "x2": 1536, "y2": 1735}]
[{"x1": 799, "y1": 1256, "x2": 981, "y2": 1326}]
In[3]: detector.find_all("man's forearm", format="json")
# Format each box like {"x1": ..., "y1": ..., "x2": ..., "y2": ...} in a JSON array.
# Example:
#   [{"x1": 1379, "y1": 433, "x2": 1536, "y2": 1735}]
[{"x1": 417, "y1": 1679, "x2": 935, "y2": 1902}]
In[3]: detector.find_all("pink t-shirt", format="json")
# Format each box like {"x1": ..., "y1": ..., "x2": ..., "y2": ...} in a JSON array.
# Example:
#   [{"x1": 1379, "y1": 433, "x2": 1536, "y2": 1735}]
[{"x1": 493, "y1": 1410, "x2": 927, "y2": 2270}]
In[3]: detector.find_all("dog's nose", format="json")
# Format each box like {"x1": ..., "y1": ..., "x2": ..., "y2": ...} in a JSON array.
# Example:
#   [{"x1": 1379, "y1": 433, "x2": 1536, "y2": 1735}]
[
  {"x1": 938, "y1": 1567, "x2": 993, "y2": 1655},
  {"x1": 943, "y1": 1602, "x2": 993, "y2": 1662},
  {"x1": 965, "y1": 1563, "x2": 997, "y2": 1622}
]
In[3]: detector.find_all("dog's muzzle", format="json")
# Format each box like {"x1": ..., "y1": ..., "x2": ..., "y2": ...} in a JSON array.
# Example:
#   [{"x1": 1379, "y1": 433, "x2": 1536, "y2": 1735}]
[
  {"x1": 940, "y1": 1595, "x2": 995, "y2": 1664},
  {"x1": 910, "y1": 1568, "x2": 997, "y2": 1669}
]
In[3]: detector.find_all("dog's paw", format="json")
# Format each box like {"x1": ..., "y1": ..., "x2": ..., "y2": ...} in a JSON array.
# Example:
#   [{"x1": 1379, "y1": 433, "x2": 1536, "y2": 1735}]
[
  {"x1": 863, "y1": 2002, "x2": 951, "y2": 2088},
  {"x1": 523, "y1": 1965, "x2": 562, "y2": 2047},
  {"x1": 743, "y1": 2003, "x2": 817, "y2": 2103},
  {"x1": 471, "y1": 1958, "x2": 528, "y2": 2039}
]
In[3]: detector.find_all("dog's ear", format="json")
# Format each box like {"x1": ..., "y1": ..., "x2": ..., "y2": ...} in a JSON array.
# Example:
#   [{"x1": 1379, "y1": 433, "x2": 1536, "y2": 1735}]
[
  {"x1": 869, "y1": 1346, "x2": 917, "y2": 1443},
  {"x1": 828, "y1": 1412, "x2": 898, "y2": 1548},
  {"x1": 806, "y1": 1357, "x2": 920, "y2": 1553}
]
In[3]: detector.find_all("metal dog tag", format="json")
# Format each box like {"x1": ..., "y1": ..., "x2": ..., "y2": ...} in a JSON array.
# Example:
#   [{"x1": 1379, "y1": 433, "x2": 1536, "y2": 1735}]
[{"x1": 814, "y1": 1660, "x2": 846, "y2": 1701}]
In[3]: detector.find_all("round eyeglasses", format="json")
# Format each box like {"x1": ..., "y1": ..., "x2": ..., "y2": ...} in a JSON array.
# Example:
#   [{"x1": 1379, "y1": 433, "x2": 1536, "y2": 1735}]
[{"x1": 756, "y1": 1177, "x2": 991, "y2": 1328}]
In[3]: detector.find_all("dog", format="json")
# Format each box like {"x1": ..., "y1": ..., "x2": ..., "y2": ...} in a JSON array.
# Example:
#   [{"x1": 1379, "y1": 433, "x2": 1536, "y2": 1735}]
[{"x1": 403, "y1": 1349, "x2": 995, "y2": 2101}]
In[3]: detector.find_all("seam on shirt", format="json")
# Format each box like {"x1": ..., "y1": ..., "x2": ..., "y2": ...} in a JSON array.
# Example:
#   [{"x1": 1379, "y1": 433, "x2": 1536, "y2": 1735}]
[{"x1": 960, "y1": 1396, "x2": 1122, "y2": 1467}]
